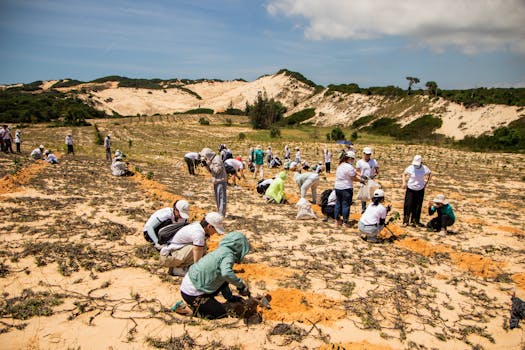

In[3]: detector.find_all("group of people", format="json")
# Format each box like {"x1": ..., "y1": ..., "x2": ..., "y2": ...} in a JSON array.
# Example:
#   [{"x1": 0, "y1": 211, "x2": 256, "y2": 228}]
[
  {"x1": 0, "y1": 125, "x2": 18, "y2": 153},
  {"x1": 30, "y1": 144, "x2": 59, "y2": 164}
]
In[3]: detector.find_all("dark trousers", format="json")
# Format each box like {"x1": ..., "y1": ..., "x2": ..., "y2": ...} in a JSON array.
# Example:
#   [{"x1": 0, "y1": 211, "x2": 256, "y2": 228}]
[
  {"x1": 334, "y1": 188, "x2": 353, "y2": 223},
  {"x1": 3, "y1": 139, "x2": 13, "y2": 153},
  {"x1": 325, "y1": 162, "x2": 331, "y2": 173},
  {"x1": 67, "y1": 144, "x2": 74, "y2": 154},
  {"x1": 403, "y1": 188, "x2": 425, "y2": 224},
  {"x1": 16, "y1": 142, "x2": 21, "y2": 153},
  {"x1": 105, "y1": 148, "x2": 111, "y2": 161},
  {"x1": 184, "y1": 157, "x2": 196, "y2": 175},
  {"x1": 427, "y1": 214, "x2": 454, "y2": 231},
  {"x1": 181, "y1": 283, "x2": 230, "y2": 319}
]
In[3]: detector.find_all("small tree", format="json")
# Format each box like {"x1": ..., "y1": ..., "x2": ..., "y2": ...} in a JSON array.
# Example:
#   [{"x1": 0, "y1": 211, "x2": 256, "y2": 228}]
[
  {"x1": 425, "y1": 81, "x2": 438, "y2": 97},
  {"x1": 247, "y1": 91, "x2": 286, "y2": 129},
  {"x1": 270, "y1": 126, "x2": 281, "y2": 138},
  {"x1": 406, "y1": 76, "x2": 420, "y2": 95},
  {"x1": 330, "y1": 127, "x2": 345, "y2": 141}
]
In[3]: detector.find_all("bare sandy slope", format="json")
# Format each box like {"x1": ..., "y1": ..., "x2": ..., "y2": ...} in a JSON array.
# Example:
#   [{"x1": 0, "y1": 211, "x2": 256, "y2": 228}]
[{"x1": 0, "y1": 118, "x2": 524, "y2": 349}]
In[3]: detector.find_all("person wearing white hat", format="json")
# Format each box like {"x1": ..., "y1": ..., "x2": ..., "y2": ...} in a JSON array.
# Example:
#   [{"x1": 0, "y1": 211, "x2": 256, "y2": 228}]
[
  {"x1": 65, "y1": 134, "x2": 74, "y2": 155},
  {"x1": 402, "y1": 155, "x2": 432, "y2": 227},
  {"x1": 200, "y1": 147, "x2": 228, "y2": 217},
  {"x1": 334, "y1": 151, "x2": 362, "y2": 228},
  {"x1": 143, "y1": 200, "x2": 191, "y2": 249},
  {"x1": 294, "y1": 147, "x2": 301, "y2": 163},
  {"x1": 427, "y1": 194, "x2": 455, "y2": 237},
  {"x1": 252, "y1": 145, "x2": 265, "y2": 180},
  {"x1": 160, "y1": 212, "x2": 225, "y2": 276},
  {"x1": 30, "y1": 144, "x2": 45, "y2": 160},
  {"x1": 358, "y1": 189, "x2": 391, "y2": 243},
  {"x1": 356, "y1": 147, "x2": 380, "y2": 213},
  {"x1": 324, "y1": 148, "x2": 332, "y2": 173},
  {"x1": 14, "y1": 130, "x2": 21, "y2": 153}
]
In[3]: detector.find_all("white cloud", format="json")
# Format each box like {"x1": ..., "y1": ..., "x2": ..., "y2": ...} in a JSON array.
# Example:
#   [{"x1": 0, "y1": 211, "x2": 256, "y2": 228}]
[{"x1": 267, "y1": 0, "x2": 525, "y2": 55}]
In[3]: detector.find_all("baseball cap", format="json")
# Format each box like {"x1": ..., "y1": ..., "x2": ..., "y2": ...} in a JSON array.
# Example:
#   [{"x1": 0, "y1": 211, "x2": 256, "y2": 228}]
[
  {"x1": 412, "y1": 155, "x2": 422, "y2": 166},
  {"x1": 346, "y1": 151, "x2": 356, "y2": 159},
  {"x1": 205, "y1": 212, "x2": 225, "y2": 234},
  {"x1": 363, "y1": 147, "x2": 372, "y2": 155},
  {"x1": 175, "y1": 200, "x2": 190, "y2": 219}
]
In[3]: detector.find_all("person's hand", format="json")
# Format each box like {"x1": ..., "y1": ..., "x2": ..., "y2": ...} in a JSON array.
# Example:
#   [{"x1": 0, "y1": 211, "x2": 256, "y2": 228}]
[
  {"x1": 238, "y1": 284, "x2": 251, "y2": 297},
  {"x1": 402, "y1": 183, "x2": 406, "y2": 189},
  {"x1": 386, "y1": 204, "x2": 392, "y2": 213}
]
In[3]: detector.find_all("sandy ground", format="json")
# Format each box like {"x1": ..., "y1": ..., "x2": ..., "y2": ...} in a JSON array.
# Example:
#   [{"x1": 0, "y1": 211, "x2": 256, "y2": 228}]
[{"x1": 0, "y1": 117, "x2": 524, "y2": 350}]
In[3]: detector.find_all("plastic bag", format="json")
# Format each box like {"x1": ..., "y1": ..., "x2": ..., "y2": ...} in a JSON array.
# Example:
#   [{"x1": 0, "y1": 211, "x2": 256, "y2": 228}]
[
  {"x1": 296, "y1": 197, "x2": 317, "y2": 220},
  {"x1": 356, "y1": 179, "x2": 380, "y2": 201}
]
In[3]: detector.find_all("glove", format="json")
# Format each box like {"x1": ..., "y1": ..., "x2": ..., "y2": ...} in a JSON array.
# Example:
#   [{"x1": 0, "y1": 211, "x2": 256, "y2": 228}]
[
  {"x1": 238, "y1": 284, "x2": 251, "y2": 297},
  {"x1": 386, "y1": 205, "x2": 392, "y2": 213},
  {"x1": 154, "y1": 243, "x2": 163, "y2": 251},
  {"x1": 227, "y1": 295, "x2": 243, "y2": 303}
]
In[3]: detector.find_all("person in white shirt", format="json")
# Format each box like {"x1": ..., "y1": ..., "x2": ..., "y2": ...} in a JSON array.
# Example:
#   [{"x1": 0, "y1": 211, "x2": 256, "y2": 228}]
[
  {"x1": 356, "y1": 147, "x2": 380, "y2": 213},
  {"x1": 266, "y1": 146, "x2": 273, "y2": 168},
  {"x1": 334, "y1": 151, "x2": 361, "y2": 228},
  {"x1": 30, "y1": 145, "x2": 45, "y2": 160},
  {"x1": 284, "y1": 145, "x2": 291, "y2": 160},
  {"x1": 14, "y1": 130, "x2": 21, "y2": 153},
  {"x1": 143, "y1": 200, "x2": 191, "y2": 248},
  {"x1": 324, "y1": 149, "x2": 332, "y2": 173},
  {"x1": 358, "y1": 189, "x2": 391, "y2": 243},
  {"x1": 104, "y1": 134, "x2": 111, "y2": 161},
  {"x1": 402, "y1": 155, "x2": 432, "y2": 227},
  {"x1": 224, "y1": 157, "x2": 245, "y2": 187},
  {"x1": 65, "y1": 134, "x2": 74, "y2": 155},
  {"x1": 294, "y1": 147, "x2": 301, "y2": 163},
  {"x1": 110, "y1": 156, "x2": 133, "y2": 176},
  {"x1": 44, "y1": 150, "x2": 59, "y2": 164},
  {"x1": 2, "y1": 125, "x2": 14, "y2": 153},
  {"x1": 159, "y1": 212, "x2": 225, "y2": 276},
  {"x1": 184, "y1": 151, "x2": 200, "y2": 175},
  {"x1": 290, "y1": 162, "x2": 320, "y2": 204}
]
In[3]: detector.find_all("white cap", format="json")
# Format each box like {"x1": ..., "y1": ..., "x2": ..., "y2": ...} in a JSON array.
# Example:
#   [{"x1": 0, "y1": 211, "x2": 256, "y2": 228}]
[
  {"x1": 432, "y1": 194, "x2": 448, "y2": 205},
  {"x1": 289, "y1": 161, "x2": 298, "y2": 170},
  {"x1": 363, "y1": 147, "x2": 372, "y2": 155},
  {"x1": 373, "y1": 189, "x2": 385, "y2": 198},
  {"x1": 205, "y1": 212, "x2": 225, "y2": 234},
  {"x1": 39, "y1": 144, "x2": 44, "y2": 149},
  {"x1": 346, "y1": 151, "x2": 356, "y2": 159},
  {"x1": 412, "y1": 155, "x2": 422, "y2": 166},
  {"x1": 175, "y1": 200, "x2": 190, "y2": 219}
]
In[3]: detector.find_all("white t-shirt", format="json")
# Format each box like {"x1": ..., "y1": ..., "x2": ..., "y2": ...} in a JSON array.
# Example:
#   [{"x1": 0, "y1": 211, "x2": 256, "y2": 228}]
[
  {"x1": 334, "y1": 162, "x2": 357, "y2": 190},
  {"x1": 360, "y1": 203, "x2": 387, "y2": 225},
  {"x1": 324, "y1": 151, "x2": 332, "y2": 163},
  {"x1": 143, "y1": 207, "x2": 174, "y2": 232},
  {"x1": 65, "y1": 136, "x2": 73, "y2": 145},
  {"x1": 356, "y1": 158, "x2": 379, "y2": 178},
  {"x1": 165, "y1": 222, "x2": 205, "y2": 250},
  {"x1": 224, "y1": 158, "x2": 244, "y2": 170},
  {"x1": 404, "y1": 164, "x2": 431, "y2": 191},
  {"x1": 180, "y1": 273, "x2": 204, "y2": 296},
  {"x1": 327, "y1": 190, "x2": 337, "y2": 206},
  {"x1": 185, "y1": 152, "x2": 199, "y2": 160}
]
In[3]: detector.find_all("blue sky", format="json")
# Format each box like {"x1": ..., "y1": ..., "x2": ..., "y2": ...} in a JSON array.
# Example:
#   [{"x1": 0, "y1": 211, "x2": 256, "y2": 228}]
[{"x1": 0, "y1": 0, "x2": 524, "y2": 89}]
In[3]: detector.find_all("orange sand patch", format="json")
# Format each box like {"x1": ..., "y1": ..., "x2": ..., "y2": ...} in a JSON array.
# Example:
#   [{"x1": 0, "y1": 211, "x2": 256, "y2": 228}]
[
  {"x1": 262, "y1": 288, "x2": 346, "y2": 324},
  {"x1": 512, "y1": 273, "x2": 525, "y2": 292},
  {"x1": 0, "y1": 162, "x2": 47, "y2": 195},
  {"x1": 395, "y1": 238, "x2": 506, "y2": 278},
  {"x1": 462, "y1": 217, "x2": 487, "y2": 225},
  {"x1": 131, "y1": 172, "x2": 206, "y2": 220},
  {"x1": 319, "y1": 341, "x2": 394, "y2": 350},
  {"x1": 378, "y1": 224, "x2": 404, "y2": 239},
  {"x1": 235, "y1": 263, "x2": 296, "y2": 282},
  {"x1": 489, "y1": 225, "x2": 525, "y2": 236},
  {"x1": 286, "y1": 192, "x2": 300, "y2": 204}
]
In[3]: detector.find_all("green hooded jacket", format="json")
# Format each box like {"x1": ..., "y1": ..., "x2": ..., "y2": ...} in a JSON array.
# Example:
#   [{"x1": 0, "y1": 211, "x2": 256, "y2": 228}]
[
  {"x1": 187, "y1": 231, "x2": 250, "y2": 294},
  {"x1": 264, "y1": 171, "x2": 287, "y2": 203}
]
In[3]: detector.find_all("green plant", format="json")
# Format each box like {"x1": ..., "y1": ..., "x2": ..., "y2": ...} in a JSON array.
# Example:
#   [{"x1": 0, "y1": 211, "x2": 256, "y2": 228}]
[
  {"x1": 276, "y1": 108, "x2": 315, "y2": 127},
  {"x1": 238, "y1": 132, "x2": 246, "y2": 141},
  {"x1": 225, "y1": 118, "x2": 232, "y2": 126},
  {"x1": 246, "y1": 91, "x2": 286, "y2": 129},
  {"x1": 146, "y1": 171, "x2": 154, "y2": 180},
  {"x1": 93, "y1": 124, "x2": 103, "y2": 145},
  {"x1": 270, "y1": 126, "x2": 281, "y2": 138},
  {"x1": 327, "y1": 127, "x2": 345, "y2": 141},
  {"x1": 198, "y1": 117, "x2": 210, "y2": 125}
]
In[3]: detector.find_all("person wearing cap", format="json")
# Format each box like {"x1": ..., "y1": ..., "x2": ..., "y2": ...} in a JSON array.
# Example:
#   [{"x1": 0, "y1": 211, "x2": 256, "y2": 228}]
[
  {"x1": 104, "y1": 134, "x2": 111, "y2": 161},
  {"x1": 224, "y1": 157, "x2": 245, "y2": 187},
  {"x1": 294, "y1": 147, "x2": 301, "y2": 163},
  {"x1": 184, "y1": 151, "x2": 200, "y2": 176},
  {"x1": 30, "y1": 145, "x2": 45, "y2": 160},
  {"x1": 44, "y1": 150, "x2": 59, "y2": 164},
  {"x1": 427, "y1": 194, "x2": 455, "y2": 237},
  {"x1": 284, "y1": 145, "x2": 291, "y2": 160},
  {"x1": 253, "y1": 145, "x2": 265, "y2": 180},
  {"x1": 402, "y1": 155, "x2": 432, "y2": 227},
  {"x1": 334, "y1": 151, "x2": 362, "y2": 228},
  {"x1": 265, "y1": 146, "x2": 273, "y2": 168},
  {"x1": 65, "y1": 134, "x2": 74, "y2": 155},
  {"x1": 110, "y1": 155, "x2": 133, "y2": 176},
  {"x1": 1, "y1": 125, "x2": 13, "y2": 153},
  {"x1": 200, "y1": 147, "x2": 228, "y2": 217},
  {"x1": 180, "y1": 231, "x2": 251, "y2": 319},
  {"x1": 143, "y1": 200, "x2": 191, "y2": 249},
  {"x1": 160, "y1": 212, "x2": 225, "y2": 276},
  {"x1": 358, "y1": 189, "x2": 391, "y2": 243},
  {"x1": 14, "y1": 130, "x2": 21, "y2": 153},
  {"x1": 290, "y1": 162, "x2": 320, "y2": 204},
  {"x1": 356, "y1": 147, "x2": 380, "y2": 213},
  {"x1": 324, "y1": 149, "x2": 332, "y2": 173}
]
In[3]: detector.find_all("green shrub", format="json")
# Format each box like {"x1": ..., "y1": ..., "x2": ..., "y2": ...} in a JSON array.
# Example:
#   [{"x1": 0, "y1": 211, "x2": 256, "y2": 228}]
[
  {"x1": 198, "y1": 117, "x2": 210, "y2": 125},
  {"x1": 270, "y1": 126, "x2": 281, "y2": 138},
  {"x1": 225, "y1": 118, "x2": 232, "y2": 126},
  {"x1": 238, "y1": 132, "x2": 246, "y2": 140},
  {"x1": 397, "y1": 115, "x2": 442, "y2": 141},
  {"x1": 352, "y1": 115, "x2": 376, "y2": 129},
  {"x1": 93, "y1": 124, "x2": 103, "y2": 145},
  {"x1": 180, "y1": 108, "x2": 213, "y2": 114},
  {"x1": 327, "y1": 127, "x2": 345, "y2": 141},
  {"x1": 276, "y1": 108, "x2": 315, "y2": 127},
  {"x1": 246, "y1": 91, "x2": 286, "y2": 129}
]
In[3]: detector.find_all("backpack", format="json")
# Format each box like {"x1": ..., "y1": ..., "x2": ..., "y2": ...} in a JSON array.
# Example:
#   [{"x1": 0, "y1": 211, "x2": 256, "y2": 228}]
[
  {"x1": 320, "y1": 189, "x2": 332, "y2": 208},
  {"x1": 157, "y1": 222, "x2": 189, "y2": 245}
]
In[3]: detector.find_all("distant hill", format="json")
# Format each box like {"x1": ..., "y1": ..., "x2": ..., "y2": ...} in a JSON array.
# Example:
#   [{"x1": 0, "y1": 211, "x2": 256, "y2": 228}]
[{"x1": 1, "y1": 69, "x2": 524, "y2": 140}]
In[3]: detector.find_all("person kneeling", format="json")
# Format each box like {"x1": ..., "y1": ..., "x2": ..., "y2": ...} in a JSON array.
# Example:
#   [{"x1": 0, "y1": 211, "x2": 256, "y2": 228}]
[
  {"x1": 427, "y1": 194, "x2": 455, "y2": 237},
  {"x1": 180, "y1": 232, "x2": 251, "y2": 319},
  {"x1": 358, "y1": 189, "x2": 390, "y2": 243}
]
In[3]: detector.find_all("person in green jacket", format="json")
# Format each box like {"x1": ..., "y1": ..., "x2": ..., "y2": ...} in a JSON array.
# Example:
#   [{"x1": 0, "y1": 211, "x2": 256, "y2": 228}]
[
  {"x1": 179, "y1": 231, "x2": 251, "y2": 319},
  {"x1": 264, "y1": 171, "x2": 287, "y2": 204},
  {"x1": 426, "y1": 194, "x2": 455, "y2": 237},
  {"x1": 253, "y1": 145, "x2": 265, "y2": 180}
]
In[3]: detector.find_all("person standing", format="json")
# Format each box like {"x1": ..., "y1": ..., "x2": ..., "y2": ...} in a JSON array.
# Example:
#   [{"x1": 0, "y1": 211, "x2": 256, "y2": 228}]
[
  {"x1": 355, "y1": 147, "x2": 380, "y2": 213},
  {"x1": 65, "y1": 134, "x2": 74, "y2": 155},
  {"x1": 14, "y1": 130, "x2": 21, "y2": 153},
  {"x1": 265, "y1": 146, "x2": 273, "y2": 168},
  {"x1": 284, "y1": 145, "x2": 291, "y2": 160},
  {"x1": 2, "y1": 125, "x2": 13, "y2": 153},
  {"x1": 294, "y1": 147, "x2": 301, "y2": 163},
  {"x1": 201, "y1": 148, "x2": 228, "y2": 217},
  {"x1": 334, "y1": 151, "x2": 361, "y2": 228},
  {"x1": 253, "y1": 145, "x2": 264, "y2": 180},
  {"x1": 104, "y1": 134, "x2": 111, "y2": 161},
  {"x1": 184, "y1": 151, "x2": 200, "y2": 175},
  {"x1": 324, "y1": 149, "x2": 332, "y2": 173},
  {"x1": 402, "y1": 155, "x2": 432, "y2": 227},
  {"x1": 160, "y1": 212, "x2": 225, "y2": 276}
]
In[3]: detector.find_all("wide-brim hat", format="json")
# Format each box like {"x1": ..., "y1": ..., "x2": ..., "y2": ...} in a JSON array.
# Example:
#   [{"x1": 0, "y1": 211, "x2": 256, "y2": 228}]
[{"x1": 432, "y1": 194, "x2": 448, "y2": 205}]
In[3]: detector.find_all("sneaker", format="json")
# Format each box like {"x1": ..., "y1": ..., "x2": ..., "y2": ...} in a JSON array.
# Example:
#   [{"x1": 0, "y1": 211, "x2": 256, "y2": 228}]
[
  {"x1": 438, "y1": 230, "x2": 447, "y2": 237},
  {"x1": 416, "y1": 222, "x2": 425, "y2": 228},
  {"x1": 169, "y1": 267, "x2": 188, "y2": 277}
]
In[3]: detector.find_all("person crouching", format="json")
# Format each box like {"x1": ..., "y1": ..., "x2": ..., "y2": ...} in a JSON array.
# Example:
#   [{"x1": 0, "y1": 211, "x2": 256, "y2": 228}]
[
  {"x1": 358, "y1": 189, "x2": 391, "y2": 243},
  {"x1": 426, "y1": 194, "x2": 455, "y2": 237}
]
